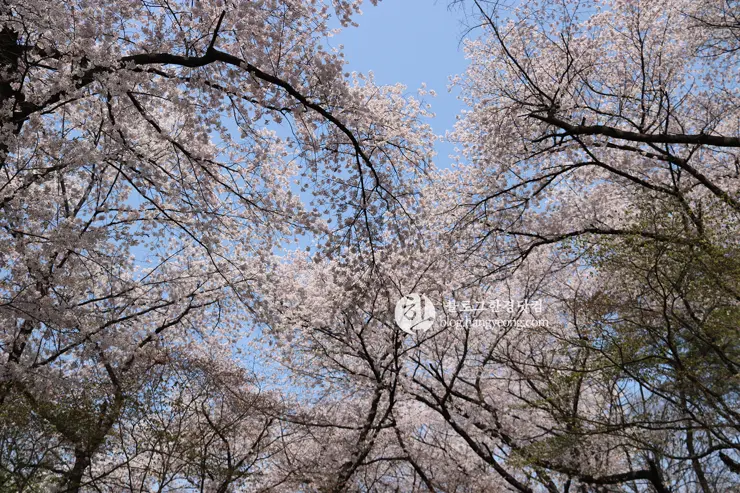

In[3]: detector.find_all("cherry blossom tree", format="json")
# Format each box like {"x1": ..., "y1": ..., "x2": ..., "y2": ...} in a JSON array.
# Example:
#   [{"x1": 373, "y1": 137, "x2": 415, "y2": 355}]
[
  {"x1": 257, "y1": 0, "x2": 740, "y2": 490},
  {"x1": 437, "y1": 0, "x2": 740, "y2": 490},
  {"x1": 0, "y1": 0, "x2": 434, "y2": 490},
  {"x1": 1, "y1": 0, "x2": 738, "y2": 491}
]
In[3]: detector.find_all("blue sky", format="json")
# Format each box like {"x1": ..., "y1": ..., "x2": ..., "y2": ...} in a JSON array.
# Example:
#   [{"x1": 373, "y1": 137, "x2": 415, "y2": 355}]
[{"x1": 334, "y1": 0, "x2": 471, "y2": 166}]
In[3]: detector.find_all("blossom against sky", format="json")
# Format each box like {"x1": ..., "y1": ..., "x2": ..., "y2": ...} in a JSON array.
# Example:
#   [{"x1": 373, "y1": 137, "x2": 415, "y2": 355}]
[{"x1": 336, "y1": 0, "x2": 469, "y2": 164}]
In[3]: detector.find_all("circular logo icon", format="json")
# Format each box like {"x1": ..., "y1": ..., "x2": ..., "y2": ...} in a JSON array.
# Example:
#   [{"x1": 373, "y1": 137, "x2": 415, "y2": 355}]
[{"x1": 394, "y1": 293, "x2": 436, "y2": 335}]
